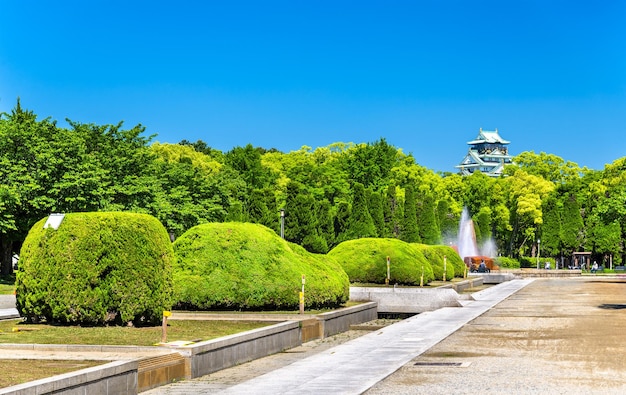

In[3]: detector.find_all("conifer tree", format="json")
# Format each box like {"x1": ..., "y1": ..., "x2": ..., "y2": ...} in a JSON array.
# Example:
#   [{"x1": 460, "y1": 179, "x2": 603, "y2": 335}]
[
  {"x1": 226, "y1": 200, "x2": 245, "y2": 222},
  {"x1": 316, "y1": 199, "x2": 335, "y2": 250},
  {"x1": 344, "y1": 182, "x2": 377, "y2": 240},
  {"x1": 247, "y1": 189, "x2": 271, "y2": 227},
  {"x1": 436, "y1": 199, "x2": 458, "y2": 240},
  {"x1": 368, "y1": 190, "x2": 385, "y2": 238},
  {"x1": 474, "y1": 206, "x2": 492, "y2": 246},
  {"x1": 418, "y1": 193, "x2": 440, "y2": 244},
  {"x1": 284, "y1": 181, "x2": 318, "y2": 248},
  {"x1": 561, "y1": 192, "x2": 584, "y2": 256},
  {"x1": 401, "y1": 185, "x2": 420, "y2": 242},
  {"x1": 384, "y1": 182, "x2": 401, "y2": 238},
  {"x1": 541, "y1": 194, "x2": 562, "y2": 258},
  {"x1": 334, "y1": 201, "x2": 351, "y2": 243}
]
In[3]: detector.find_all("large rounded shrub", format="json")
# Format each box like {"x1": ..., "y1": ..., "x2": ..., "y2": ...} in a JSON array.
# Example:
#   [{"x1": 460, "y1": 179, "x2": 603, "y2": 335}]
[
  {"x1": 16, "y1": 212, "x2": 174, "y2": 326},
  {"x1": 414, "y1": 244, "x2": 465, "y2": 281},
  {"x1": 328, "y1": 238, "x2": 435, "y2": 285},
  {"x1": 172, "y1": 222, "x2": 349, "y2": 310}
]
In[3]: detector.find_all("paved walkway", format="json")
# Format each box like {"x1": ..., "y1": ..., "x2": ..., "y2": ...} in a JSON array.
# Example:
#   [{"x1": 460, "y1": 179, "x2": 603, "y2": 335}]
[
  {"x1": 147, "y1": 279, "x2": 534, "y2": 394},
  {"x1": 0, "y1": 295, "x2": 18, "y2": 320}
]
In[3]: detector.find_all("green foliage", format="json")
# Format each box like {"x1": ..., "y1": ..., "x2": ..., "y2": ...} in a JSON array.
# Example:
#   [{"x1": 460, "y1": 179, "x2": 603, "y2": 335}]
[
  {"x1": 401, "y1": 185, "x2": 420, "y2": 242},
  {"x1": 15, "y1": 212, "x2": 173, "y2": 325},
  {"x1": 417, "y1": 193, "x2": 440, "y2": 244},
  {"x1": 383, "y1": 182, "x2": 402, "y2": 238},
  {"x1": 328, "y1": 238, "x2": 440, "y2": 285},
  {"x1": 172, "y1": 222, "x2": 349, "y2": 310},
  {"x1": 560, "y1": 192, "x2": 584, "y2": 254},
  {"x1": 540, "y1": 194, "x2": 562, "y2": 257},
  {"x1": 6, "y1": 101, "x2": 626, "y2": 271},
  {"x1": 368, "y1": 190, "x2": 385, "y2": 238},
  {"x1": 518, "y1": 256, "x2": 554, "y2": 268},
  {"x1": 424, "y1": 245, "x2": 465, "y2": 280},
  {"x1": 343, "y1": 182, "x2": 377, "y2": 239},
  {"x1": 340, "y1": 138, "x2": 399, "y2": 190},
  {"x1": 494, "y1": 256, "x2": 520, "y2": 269}
]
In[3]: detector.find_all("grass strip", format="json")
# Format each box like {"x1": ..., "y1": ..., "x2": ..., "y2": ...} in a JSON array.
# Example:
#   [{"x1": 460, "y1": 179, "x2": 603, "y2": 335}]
[{"x1": 0, "y1": 319, "x2": 271, "y2": 346}]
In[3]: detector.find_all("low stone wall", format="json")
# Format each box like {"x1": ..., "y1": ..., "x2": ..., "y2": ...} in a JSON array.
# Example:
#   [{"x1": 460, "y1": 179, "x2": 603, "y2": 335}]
[
  {"x1": 0, "y1": 360, "x2": 138, "y2": 395},
  {"x1": 0, "y1": 303, "x2": 380, "y2": 393},
  {"x1": 350, "y1": 286, "x2": 462, "y2": 314},
  {"x1": 499, "y1": 269, "x2": 581, "y2": 278},
  {"x1": 176, "y1": 320, "x2": 302, "y2": 379},
  {"x1": 176, "y1": 303, "x2": 378, "y2": 379},
  {"x1": 468, "y1": 272, "x2": 517, "y2": 283},
  {"x1": 317, "y1": 302, "x2": 378, "y2": 338},
  {"x1": 438, "y1": 278, "x2": 484, "y2": 292}
]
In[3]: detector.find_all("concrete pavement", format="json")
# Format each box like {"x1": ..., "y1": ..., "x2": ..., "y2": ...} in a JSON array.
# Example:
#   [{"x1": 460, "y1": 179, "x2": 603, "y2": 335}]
[
  {"x1": 0, "y1": 295, "x2": 18, "y2": 320},
  {"x1": 147, "y1": 278, "x2": 534, "y2": 394}
]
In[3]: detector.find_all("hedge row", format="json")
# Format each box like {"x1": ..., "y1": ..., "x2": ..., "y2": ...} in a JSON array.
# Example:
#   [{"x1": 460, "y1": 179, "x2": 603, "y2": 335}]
[
  {"x1": 16, "y1": 214, "x2": 470, "y2": 325},
  {"x1": 327, "y1": 238, "x2": 464, "y2": 285}
]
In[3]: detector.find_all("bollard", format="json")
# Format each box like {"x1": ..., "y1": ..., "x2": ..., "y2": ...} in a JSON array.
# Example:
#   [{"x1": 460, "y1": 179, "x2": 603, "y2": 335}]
[{"x1": 161, "y1": 311, "x2": 172, "y2": 343}]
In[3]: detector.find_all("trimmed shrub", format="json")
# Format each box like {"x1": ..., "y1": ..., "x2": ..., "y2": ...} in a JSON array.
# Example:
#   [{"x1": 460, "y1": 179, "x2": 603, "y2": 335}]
[
  {"x1": 519, "y1": 256, "x2": 556, "y2": 269},
  {"x1": 16, "y1": 212, "x2": 174, "y2": 326},
  {"x1": 418, "y1": 245, "x2": 466, "y2": 280},
  {"x1": 328, "y1": 238, "x2": 435, "y2": 285},
  {"x1": 172, "y1": 222, "x2": 349, "y2": 310},
  {"x1": 495, "y1": 256, "x2": 520, "y2": 269}
]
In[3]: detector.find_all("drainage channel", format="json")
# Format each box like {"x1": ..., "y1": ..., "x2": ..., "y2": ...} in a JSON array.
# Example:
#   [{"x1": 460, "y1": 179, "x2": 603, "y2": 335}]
[{"x1": 413, "y1": 362, "x2": 471, "y2": 367}]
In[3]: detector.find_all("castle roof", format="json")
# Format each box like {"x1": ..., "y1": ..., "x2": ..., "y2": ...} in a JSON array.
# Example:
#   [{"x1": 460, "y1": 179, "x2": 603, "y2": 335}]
[{"x1": 467, "y1": 128, "x2": 510, "y2": 145}]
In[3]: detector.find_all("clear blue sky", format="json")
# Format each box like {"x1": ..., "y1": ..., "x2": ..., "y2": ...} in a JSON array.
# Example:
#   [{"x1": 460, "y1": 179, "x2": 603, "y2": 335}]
[{"x1": 1, "y1": 1, "x2": 624, "y2": 173}]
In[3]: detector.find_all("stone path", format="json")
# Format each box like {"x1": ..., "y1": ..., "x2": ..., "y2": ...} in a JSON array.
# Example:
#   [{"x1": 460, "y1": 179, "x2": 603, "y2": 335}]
[{"x1": 145, "y1": 279, "x2": 533, "y2": 394}]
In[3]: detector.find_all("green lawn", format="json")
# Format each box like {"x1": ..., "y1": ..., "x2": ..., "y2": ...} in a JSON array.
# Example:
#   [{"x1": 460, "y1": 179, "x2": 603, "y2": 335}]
[
  {"x1": 0, "y1": 275, "x2": 15, "y2": 295},
  {"x1": 0, "y1": 318, "x2": 271, "y2": 346}
]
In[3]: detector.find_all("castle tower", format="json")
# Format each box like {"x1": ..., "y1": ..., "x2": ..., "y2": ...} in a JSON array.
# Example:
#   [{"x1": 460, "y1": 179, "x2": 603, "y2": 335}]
[{"x1": 456, "y1": 128, "x2": 512, "y2": 177}]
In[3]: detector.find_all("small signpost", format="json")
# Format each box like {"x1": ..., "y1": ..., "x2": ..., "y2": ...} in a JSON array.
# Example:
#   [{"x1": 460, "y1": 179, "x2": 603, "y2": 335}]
[
  {"x1": 299, "y1": 275, "x2": 305, "y2": 315},
  {"x1": 443, "y1": 255, "x2": 447, "y2": 282},
  {"x1": 386, "y1": 256, "x2": 390, "y2": 285},
  {"x1": 162, "y1": 310, "x2": 172, "y2": 343}
]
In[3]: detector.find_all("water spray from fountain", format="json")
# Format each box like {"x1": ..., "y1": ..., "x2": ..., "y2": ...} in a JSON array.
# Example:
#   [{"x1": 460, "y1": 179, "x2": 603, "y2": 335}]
[
  {"x1": 455, "y1": 207, "x2": 498, "y2": 270},
  {"x1": 457, "y1": 207, "x2": 478, "y2": 261}
]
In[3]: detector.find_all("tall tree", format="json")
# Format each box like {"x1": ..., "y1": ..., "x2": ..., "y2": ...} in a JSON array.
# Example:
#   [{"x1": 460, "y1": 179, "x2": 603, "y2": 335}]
[
  {"x1": 401, "y1": 185, "x2": 420, "y2": 242},
  {"x1": 343, "y1": 183, "x2": 377, "y2": 240},
  {"x1": 540, "y1": 194, "x2": 562, "y2": 258},
  {"x1": 368, "y1": 190, "x2": 385, "y2": 238},
  {"x1": 383, "y1": 182, "x2": 401, "y2": 238},
  {"x1": 417, "y1": 192, "x2": 440, "y2": 244},
  {"x1": 560, "y1": 192, "x2": 584, "y2": 256}
]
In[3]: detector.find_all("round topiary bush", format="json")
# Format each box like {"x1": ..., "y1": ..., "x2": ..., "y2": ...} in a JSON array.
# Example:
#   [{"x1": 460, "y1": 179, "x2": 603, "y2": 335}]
[
  {"x1": 414, "y1": 244, "x2": 466, "y2": 281},
  {"x1": 16, "y1": 212, "x2": 174, "y2": 326},
  {"x1": 328, "y1": 238, "x2": 436, "y2": 285},
  {"x1": 172, "y1": 222, "x2": 349, "y2": 310}
]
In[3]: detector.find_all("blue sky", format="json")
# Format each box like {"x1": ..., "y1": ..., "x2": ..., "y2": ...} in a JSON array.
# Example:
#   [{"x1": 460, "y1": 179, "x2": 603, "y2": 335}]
[{"x1": 1, "y1": 1, "x2": 624, "y2": 173}]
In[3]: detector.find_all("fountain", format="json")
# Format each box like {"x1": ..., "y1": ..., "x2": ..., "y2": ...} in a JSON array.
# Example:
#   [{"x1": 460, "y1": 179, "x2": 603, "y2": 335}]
[
  {"x1": 457, "y1": 208, "x2": 479, "y2": 261},
  {"x1": 455, "y1": 207, "x2": 498, "y2": 272}
]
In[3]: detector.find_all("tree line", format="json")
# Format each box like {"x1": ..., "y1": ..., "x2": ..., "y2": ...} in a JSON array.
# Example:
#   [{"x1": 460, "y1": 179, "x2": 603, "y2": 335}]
[{"x1": 1, "y1": 100, "x2": 625, "y2": 274}]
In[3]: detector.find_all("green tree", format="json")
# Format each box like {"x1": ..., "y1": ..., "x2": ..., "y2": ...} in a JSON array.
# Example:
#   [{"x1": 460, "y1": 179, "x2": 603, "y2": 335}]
[
  {"x1": 560, "y1": 192, "x2": 584, "y2": 256},
  {"x1": 334, "y1": 200, "x2": 351, "y2": 243},
  {"x1": 540, "y1": 194, "x2": 562, "y2": 258},
  {"x1": 368, "y1": 190, "x2": 385, "y2": 238},
  {"x1": 340, "y1": 138, "x2": 398, "y2": 190},
  {"x1": 224, "y1": 144, "x2": 272, "y2": 192},
  {"x1": 383, "y1": 181, "x2": 405, "y2": 238},
  {"x1": 474, "y1": 206, "x2": 492, "y2": 246},
  {"x1": 343, "y1": 183, "x2": 377, "y2": 240},
  {"x1": 316, "y1": 199, "x2": 335, "y2": 250},
  {"x1": 513, "y1": 151, "x2": 583, "y2": 184},
  {"x1": 417, "y1": 193, "x2": 440, "y2": 244},
  {"x1": 401, "y1": 185, "x2": 420, "y2": 242}
]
